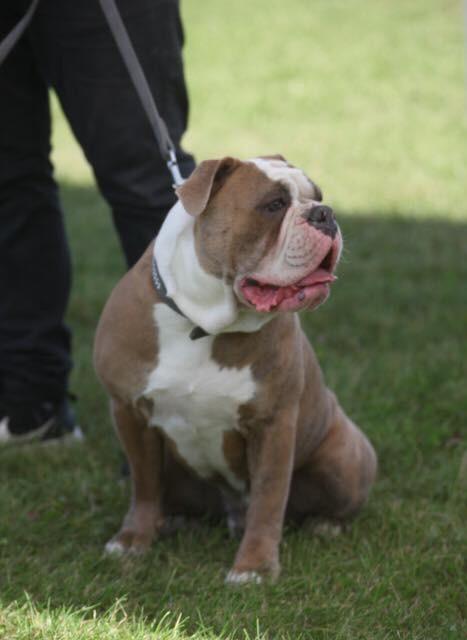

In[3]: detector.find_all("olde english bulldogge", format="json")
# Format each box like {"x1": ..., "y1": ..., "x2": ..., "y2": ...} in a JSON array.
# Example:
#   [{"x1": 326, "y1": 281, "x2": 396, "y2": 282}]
[{"x1": 94, "y1": 155, "x2": 377, "y2": 584}]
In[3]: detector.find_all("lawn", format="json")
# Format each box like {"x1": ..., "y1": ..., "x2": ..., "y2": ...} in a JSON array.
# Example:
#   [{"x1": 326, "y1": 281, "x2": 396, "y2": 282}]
[{"x1": 0, "y1": 0, "x2": 466, "y2": 638}]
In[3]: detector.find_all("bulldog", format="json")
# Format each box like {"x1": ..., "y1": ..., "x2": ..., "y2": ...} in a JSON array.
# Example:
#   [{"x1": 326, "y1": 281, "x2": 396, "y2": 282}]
[{"x1": 94, "y1": 155, "x2": 377, "y2": 584}]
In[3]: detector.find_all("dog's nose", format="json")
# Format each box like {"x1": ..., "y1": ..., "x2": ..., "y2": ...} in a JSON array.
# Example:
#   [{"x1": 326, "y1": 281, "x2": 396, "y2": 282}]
[{"x1": 303, "y1": 205, "x2": 337, "y2": 238}]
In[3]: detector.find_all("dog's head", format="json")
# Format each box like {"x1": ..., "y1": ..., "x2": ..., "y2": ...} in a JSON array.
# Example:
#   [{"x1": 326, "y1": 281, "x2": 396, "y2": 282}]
[{"x1": 176, "y1": 155, "x2": 342, "y2": 314}]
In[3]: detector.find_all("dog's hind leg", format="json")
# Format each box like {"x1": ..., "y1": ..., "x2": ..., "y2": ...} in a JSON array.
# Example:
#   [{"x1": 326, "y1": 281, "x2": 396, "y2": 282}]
[
  {"x1": 105, "y1": 398, "x2": 164, "y2": 555},
  {"x1": 287, "y1": 403, "x2": 377, "y2": 528}
]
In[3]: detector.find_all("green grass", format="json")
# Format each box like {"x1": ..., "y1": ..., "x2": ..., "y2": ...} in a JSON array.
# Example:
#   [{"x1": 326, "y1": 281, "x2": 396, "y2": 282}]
[{"x1": 0, "y1": 0, "x2": 466, "y2": 638}]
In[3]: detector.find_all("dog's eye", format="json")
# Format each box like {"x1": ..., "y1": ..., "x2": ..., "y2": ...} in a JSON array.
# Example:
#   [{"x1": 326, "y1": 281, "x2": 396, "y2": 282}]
[{"x1": 265, "y1": 197, "x2": 287, "y2": 213}]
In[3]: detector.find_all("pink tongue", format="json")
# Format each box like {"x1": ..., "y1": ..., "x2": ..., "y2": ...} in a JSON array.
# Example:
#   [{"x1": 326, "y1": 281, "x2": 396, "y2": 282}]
[
  {"x1": 243, "y1": 269, "x2": 336, "y2": 312},
  {"x1": 245, "y1": 286, "x2": 285, "y2": 312},
  {"x1": 295, "y1": 268, "x2": 336, "y2": 287}
]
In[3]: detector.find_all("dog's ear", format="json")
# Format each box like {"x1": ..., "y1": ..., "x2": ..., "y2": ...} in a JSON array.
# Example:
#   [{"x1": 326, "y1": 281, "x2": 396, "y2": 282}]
[{"x1": 176, "y1": 157, "x2": 241, "y2": 216}]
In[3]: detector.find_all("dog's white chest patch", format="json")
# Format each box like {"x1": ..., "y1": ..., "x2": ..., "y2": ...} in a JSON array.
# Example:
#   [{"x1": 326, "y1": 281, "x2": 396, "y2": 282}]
[{"x1": 143, "y1": 305, "x2": 256, "y2": 491}]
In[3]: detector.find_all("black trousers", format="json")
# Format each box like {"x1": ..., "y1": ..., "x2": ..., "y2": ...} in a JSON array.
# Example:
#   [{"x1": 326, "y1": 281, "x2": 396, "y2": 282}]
[{"x1": 0, "y1": 0, "x2": 195, "y2": 406}]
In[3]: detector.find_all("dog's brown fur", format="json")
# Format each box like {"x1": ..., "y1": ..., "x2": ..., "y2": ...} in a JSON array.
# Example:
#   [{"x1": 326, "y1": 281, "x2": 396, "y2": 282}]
[{"x1": 94, "y1": 159, "x2": 377, "y2": 582}]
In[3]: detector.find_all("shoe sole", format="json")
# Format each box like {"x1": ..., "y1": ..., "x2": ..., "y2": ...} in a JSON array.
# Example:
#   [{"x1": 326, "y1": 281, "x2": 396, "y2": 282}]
[{"x1": 0, "y1": 417, "x2": 84, "y2": 446}]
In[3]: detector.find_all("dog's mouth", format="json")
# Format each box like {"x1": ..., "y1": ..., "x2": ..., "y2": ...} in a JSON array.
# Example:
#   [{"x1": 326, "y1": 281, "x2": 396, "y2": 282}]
[{"x1": 239, "y1": 246, "x2": 338, "y2": 313}]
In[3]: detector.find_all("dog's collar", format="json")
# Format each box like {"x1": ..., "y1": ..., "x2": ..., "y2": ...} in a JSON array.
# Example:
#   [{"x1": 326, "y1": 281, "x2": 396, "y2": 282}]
[{"x1": 151, "y1": 257, "x2": 209, "y2": 340}]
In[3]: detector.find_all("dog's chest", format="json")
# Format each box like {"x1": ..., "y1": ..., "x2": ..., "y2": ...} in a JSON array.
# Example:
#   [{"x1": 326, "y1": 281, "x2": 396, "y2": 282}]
[{"x1": 143, "y1": 305, "x2": 256, "y2": 491}]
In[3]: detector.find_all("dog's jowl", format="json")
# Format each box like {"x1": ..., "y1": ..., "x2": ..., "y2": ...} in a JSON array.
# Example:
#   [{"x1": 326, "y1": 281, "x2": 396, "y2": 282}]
[{"x1": 94, "y1": 156, "x2": 377, "y2": 584}]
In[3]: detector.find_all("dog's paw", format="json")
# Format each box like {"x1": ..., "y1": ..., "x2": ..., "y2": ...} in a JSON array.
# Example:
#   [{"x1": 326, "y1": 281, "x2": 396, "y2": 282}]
[
  {"x1": 104, "y1": 530, "x2": 154, "y2": 556},
  {"x1": 305, "y1": 517, "x2": 344, "y2": 538},
  {"x1": 104, "y1": 539, "x2": 127, "y2": 555},
  {"x1": 225, "y1": 570, "x2": 263, "y2": 585},
  {"x1": 225, "y1": 557, "x2": 280, "y2": 586}
]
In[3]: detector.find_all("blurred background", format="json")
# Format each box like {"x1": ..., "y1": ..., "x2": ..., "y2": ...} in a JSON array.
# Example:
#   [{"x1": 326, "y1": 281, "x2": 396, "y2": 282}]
[{"x1": 53, "y1": 0, "x2": 465, "y2": 216}]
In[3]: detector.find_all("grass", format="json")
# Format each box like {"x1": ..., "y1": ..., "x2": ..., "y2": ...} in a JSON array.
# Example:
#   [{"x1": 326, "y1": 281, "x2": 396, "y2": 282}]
[{"x1": 0, "y1": 0, "x2": 466, "y2": 638}]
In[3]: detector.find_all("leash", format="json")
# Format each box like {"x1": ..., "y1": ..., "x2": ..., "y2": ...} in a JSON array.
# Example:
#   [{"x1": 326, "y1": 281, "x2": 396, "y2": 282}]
[
  {"x1": 98, "y1": 0, "x2": 184, "y2": 187},
  {"x1": 1, "y1": 0, "x2": 205, "y2": 336},
  {"x1": 99, "y1": 0, "x2": 208, "y2": 336},
  {"x1": 99, "y1": 0, "x2": 207, "y2": 336},
  {"x1": 0, "y1": 0, "x2": 185, "y2": 188}
]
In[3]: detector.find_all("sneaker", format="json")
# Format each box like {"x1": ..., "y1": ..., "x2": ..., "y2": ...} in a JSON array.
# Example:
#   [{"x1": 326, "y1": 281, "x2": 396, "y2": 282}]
[{"x1": 0, "y1": 397, "x2": 84, "y2": 445}]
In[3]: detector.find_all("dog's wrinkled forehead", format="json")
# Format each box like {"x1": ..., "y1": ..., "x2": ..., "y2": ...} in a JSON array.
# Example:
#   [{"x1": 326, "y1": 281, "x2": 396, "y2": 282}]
[{"x1": 248, "y1": 157, "x2": 322, "y2": 202}]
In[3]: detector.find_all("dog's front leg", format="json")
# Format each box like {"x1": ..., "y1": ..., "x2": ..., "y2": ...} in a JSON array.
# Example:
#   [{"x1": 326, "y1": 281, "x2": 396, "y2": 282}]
[
  {"x1": 226, "y1": 408, "x2": 297, "y2": 584},
  {"x1": 105, "y1": 398, "x2": 164, "y2": 555}
]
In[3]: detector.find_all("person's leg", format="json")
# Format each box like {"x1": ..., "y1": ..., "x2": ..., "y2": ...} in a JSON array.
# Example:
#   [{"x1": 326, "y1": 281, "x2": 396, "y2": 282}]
[
  {"x1": 0, "y1": 2, "x2": 76, "y2": 440},
  {"x1": 32, "y1": 0, "x2": 195, "y2": 268}
]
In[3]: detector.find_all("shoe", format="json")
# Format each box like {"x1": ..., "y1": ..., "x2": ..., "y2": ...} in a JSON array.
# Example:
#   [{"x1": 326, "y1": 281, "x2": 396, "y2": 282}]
[{"x1": 0, "y1": 397, "x2": 84, "y2": 445}]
